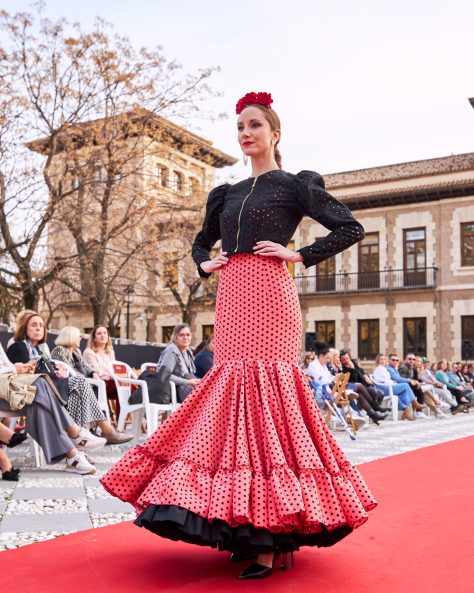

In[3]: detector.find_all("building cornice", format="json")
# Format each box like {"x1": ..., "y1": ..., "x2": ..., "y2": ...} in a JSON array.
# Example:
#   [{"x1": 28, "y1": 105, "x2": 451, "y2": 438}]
[{"x1": 26, "y1": 107, "x2": 238, "y2": 169}]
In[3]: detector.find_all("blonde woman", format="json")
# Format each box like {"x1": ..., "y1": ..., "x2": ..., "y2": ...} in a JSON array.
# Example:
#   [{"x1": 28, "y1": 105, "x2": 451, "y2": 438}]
[{"x1": 51, "y1": 326, "x2": 98, "y2": 378}]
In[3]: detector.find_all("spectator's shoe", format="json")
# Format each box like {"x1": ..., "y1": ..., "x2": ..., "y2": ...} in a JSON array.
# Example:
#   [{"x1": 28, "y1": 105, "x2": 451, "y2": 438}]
[
  {"x1": 367, "y1": 410, "x2": 388, "y2": 425},
  {"x1": 415, "y1": 411, "x2": 429, "y2": 420},
  {"x1": 2, "y1": 467, "x2": 20, "y2": 481},
  {"x1": 65, "y1": 452, "x2": 96, "y2": 475},
  {"x1": 104, "y1": 429, "x2": 133, "y2": 444},
  {"x1": 451, "y1": 405, "x2": 464, "y2": 415},
  {"x1": 434, "y1": 411, "x2": 446, "y2": 419},
  {"x1": 72, "y1": 428, "x2": 107, "y2": 452},
  {"x1": 377, "y1": 406, "x2": 391, "y2": 413},
  {"x1": 3, "y1": 431, "x2": 28, "y2": 448}
]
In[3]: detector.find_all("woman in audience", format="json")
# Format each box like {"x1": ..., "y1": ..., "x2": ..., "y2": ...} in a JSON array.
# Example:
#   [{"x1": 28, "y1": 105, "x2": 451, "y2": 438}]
[
  {"x1": 299, "y1": 353, "x2": 315, "y2": 371},
  {"x1": 339, "y1": 350, "x2": 388, "y2": 424},
  {"x1": 419, "y1": 359, "x2": 457, "y2": 410},
  {"x1": 372, "y1": 354, "x2": 416, "y2": 420},
  {"x1": 83, "y1": 326, "x2": 119, "y2": 417},
  {"x1": 1, "y1": 341, "x2": 103, "y2": 474},
  {"x1": 156, "y1": 323, "x2": 200, "y2": 402},
  {"x1": 51, "y1": 326, "x2": 98, "y2": 378},
  {"x1": 194, "y1": 334, "x2": 214, "y2": 379},
  {"x1": 6, "y1": 312, "x2": 131, "y2": 444},
  {"x1": 435, "y1": 360, "x2": 470, "y2": 410}
]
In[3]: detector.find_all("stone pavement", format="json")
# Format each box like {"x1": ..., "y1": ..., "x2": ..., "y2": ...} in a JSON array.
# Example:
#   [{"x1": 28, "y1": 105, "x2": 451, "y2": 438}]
[{"x1": 1, "y1": 412, "x2": 473, "y2": 551}]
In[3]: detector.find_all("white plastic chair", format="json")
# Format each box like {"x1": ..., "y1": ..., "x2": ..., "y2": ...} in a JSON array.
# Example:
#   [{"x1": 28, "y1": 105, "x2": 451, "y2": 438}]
[
  {"x1": 370, "y1": 375, "x2": 399, "y2": 422},
  {"x1": 110, "y1": 361, "x2": 177, "y2": 438},
  {"x1": 140, "y1": 362, "x2": 157, "y2": 372}
]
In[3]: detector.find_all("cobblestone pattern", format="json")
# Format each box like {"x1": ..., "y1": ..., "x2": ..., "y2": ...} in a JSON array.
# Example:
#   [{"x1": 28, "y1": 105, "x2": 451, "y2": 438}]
[{"x1": 1, "y1": 413, "x2": 473, "y2": 552}]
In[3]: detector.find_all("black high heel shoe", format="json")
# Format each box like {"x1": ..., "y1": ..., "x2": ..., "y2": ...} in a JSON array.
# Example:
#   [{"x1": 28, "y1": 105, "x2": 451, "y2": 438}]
[{"x1": 238, "y1": 552, "x2": 294, "y2": 579}]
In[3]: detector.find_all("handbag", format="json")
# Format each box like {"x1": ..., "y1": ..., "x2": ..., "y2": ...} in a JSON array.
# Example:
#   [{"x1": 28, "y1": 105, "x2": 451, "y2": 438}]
[
  {"x1": 35, "y1": 356, "x2": 70, "y2": 403},
  {"x1": 129, "y1": 367, "x2": 172, "y2": 405}
]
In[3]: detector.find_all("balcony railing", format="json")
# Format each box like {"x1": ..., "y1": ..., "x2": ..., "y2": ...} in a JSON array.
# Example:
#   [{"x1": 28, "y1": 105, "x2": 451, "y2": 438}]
[{"x1": 294, "y1": 267, "x2": 438, "y2": 296}]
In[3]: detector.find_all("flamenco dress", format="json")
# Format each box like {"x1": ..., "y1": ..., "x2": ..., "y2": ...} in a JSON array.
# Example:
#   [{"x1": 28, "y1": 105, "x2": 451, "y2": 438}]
[{"x1": 100, "y1": 170, "x2": 377, "y2": 554}]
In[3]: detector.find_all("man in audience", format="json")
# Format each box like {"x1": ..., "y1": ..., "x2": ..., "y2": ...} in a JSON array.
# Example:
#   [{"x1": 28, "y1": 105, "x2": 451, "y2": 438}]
[{"x1": 387, "y1": 353, "x2": 426, "y2": 418}]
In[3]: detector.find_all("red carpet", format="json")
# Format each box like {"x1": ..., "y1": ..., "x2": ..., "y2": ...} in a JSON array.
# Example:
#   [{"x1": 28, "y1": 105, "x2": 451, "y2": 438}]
[{"x1": 2, "y1": 436, "x2": 473, "y2": 593}]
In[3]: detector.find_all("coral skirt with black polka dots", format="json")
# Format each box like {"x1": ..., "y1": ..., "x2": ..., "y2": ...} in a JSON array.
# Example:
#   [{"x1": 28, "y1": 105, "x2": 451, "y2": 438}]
[{"x1": 100, "y1": 254, "x2": 377, "y2": 553}]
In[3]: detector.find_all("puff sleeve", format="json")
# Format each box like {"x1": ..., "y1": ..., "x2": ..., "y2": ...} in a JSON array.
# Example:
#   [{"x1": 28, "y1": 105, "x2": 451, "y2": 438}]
[
  {"x1": 295, "y1": 170, "x2": 365, "y2": 268},
  {"x1": 192, "y1": 184, "x2": 230, "y2": 278}
]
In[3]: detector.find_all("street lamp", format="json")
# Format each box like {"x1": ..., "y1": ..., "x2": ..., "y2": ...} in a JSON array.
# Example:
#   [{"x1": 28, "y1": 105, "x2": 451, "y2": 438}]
[{"x1": 125, "y1": 285, "x2": 134, "y2": 340}]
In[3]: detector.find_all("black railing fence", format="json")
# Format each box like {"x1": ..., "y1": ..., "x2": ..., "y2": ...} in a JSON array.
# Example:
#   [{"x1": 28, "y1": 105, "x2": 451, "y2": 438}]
[{"x1": 294, "y1": 267, "x2": 438, "y2": 296}]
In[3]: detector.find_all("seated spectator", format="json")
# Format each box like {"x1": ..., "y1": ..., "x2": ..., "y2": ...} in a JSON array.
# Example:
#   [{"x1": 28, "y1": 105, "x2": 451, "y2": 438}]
[
  {"x1": 372, "y1": 354, "x2": 416, "y2": 420},
  {"x1": 1, "y1": 341, "x2": 104, "y2": 474},
  {"x1": 386, "y1": 353, "x2": 427, "y2": 418},
  {"x1": 6, "y1": 312, "x2": 131, "y2": 444},
  {"x1": 436, "y1": 360, "x2": 471, "y2": 410},
  {"x1": 450, "y1": 362, "x2": 474, "y2": 397},
  {"x1": 51, "y1": 326, "x2": 98, "y2": 378},
  {"x1": 83, "y1": 326, "x2": 119, "y2": 416},
  {"x1": 460, "y1": 364, "x2": 473, "y2": 387},
  {"x1": 339, "y1": 350, "x2": 388, "y2": 424},
  {"x1": 328, "y1": 348, "x2": 341, "y2": 374},
  {"x1": 300, "y1": 353, "x2": 315, "y2": 371},
  {"x1": 466, "y1": 363, "x2": 474, "y2": 383},
  {"x1": 307, "y1": 346, "x2": 336, "y2": 386},
  {"x1": 401, "y1": 353, "x2": 445, "y2": 418},
  {"x1": 157, "y1": 324, "x2": 200, "y2": 403},
  {"x1": 194, "y1": 334, "x2": 214, "y2": 379},
  {"x1": 419, "y1": 358, "x2": 458, "y2": 411}
]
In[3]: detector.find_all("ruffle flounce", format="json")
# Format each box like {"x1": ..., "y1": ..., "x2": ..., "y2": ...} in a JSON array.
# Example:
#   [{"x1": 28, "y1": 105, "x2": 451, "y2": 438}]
[{"x1": 100, "y1": 359, "x2": 376, "y2": 549}]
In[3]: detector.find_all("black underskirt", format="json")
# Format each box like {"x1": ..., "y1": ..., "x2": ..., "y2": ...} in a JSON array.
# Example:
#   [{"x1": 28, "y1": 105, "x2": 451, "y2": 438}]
[{"x1": 134, "y1": 504, "x2": 353, "y2": 554}]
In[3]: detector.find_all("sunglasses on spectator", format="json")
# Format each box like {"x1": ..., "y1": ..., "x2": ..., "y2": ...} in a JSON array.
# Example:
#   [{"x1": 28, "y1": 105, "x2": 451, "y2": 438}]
[{"x1": 390, "y1": 358, "x2": 399, "y2": 362}]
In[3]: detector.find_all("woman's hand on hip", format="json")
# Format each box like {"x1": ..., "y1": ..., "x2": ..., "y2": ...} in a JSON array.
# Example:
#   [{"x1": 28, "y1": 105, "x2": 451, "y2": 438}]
[
  {"x1": 187, "y1": 378, "x2": 201, "y2": 386},
  {"x1": 253, "y1": 241, "x2": 303, "y2": 262},
  {"x1": 200, "y1": 252, "x2": 229, "y2": 274}
]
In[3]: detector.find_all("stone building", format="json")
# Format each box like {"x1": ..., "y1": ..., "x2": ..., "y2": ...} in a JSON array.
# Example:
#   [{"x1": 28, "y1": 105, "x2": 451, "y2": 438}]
[
  {"x1": 191, "y1": 152, "x2": 474, "y2": 362},
  {"x1": 28, "y1": 108, "x2": 236, "y2": 338}
]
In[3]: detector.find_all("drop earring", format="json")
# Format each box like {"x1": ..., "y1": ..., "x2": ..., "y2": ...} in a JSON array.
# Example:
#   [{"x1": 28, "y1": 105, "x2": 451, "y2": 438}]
[{"x1": 243, "y1": 153, "x2": 248, "y2": 166}]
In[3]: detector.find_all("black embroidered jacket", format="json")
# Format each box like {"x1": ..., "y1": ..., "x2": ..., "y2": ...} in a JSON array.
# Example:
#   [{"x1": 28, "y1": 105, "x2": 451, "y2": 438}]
[{"x1": 192, "y1": 169, "x2": 365, "y2": 278}]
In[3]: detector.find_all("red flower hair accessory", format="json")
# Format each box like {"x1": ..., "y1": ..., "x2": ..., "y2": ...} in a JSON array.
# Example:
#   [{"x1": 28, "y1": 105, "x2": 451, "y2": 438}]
[{"x1": 236, "y1": 92, "x2": 273, "y2": 114}]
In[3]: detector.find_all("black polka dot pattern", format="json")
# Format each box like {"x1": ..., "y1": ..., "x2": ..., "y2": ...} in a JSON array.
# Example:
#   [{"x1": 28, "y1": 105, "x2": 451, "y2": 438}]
[{"x1": 100, "y1": 254, "x2": 376, "y2": 544}]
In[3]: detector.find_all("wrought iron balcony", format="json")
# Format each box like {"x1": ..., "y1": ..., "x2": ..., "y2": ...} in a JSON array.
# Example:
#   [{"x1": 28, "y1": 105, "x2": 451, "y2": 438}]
[{"x1": 294, "y1": 267, "x2": 438, "y2": 296}]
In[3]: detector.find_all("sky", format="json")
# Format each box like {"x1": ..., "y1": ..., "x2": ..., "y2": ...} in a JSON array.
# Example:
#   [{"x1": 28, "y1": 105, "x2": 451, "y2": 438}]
[{"x1": 2, "y1": 0, "x2": 474, "y2": 183}]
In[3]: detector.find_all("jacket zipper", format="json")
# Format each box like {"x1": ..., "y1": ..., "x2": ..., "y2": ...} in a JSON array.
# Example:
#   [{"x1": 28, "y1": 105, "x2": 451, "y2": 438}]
[{"x1": 234, "y1": 176, "x2": 258, "y2": 252}]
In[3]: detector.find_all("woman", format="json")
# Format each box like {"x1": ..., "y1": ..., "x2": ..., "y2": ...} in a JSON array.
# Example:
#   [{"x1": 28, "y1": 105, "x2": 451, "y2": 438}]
[
  {"x1": 435, "y1": 360, "x2": 470, "y2": 410},
  {"x1": 194, "y1": 334, "x2": 214, "y2": 379},
  {"x1": 372, "y1": 354, "x2": 417, "y2": 420},
  {"x1": 6, "y1": 313, "x2": 131, "y2": 444},
  {"x1": 101, "y1": 92, "x2": 376, "y2": 579},
  {"x1": 1, "y1": 341, "x2": 103, "y2": 474},
  {"x1": 155, "y1": 324, "x2": 200, "y2": 402},
  {"x1": 51, "y1": 326, "x2": 98, "y2": 378},
  {"x1": 299, "y1": 353, "x2": 315, "y2": 371},
  {"x1": 339, "y1": 351, "x2": 388, "y2": 424},
  {"x1": 82, "y1": 326, "x2": 121, "y2": 418}
]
